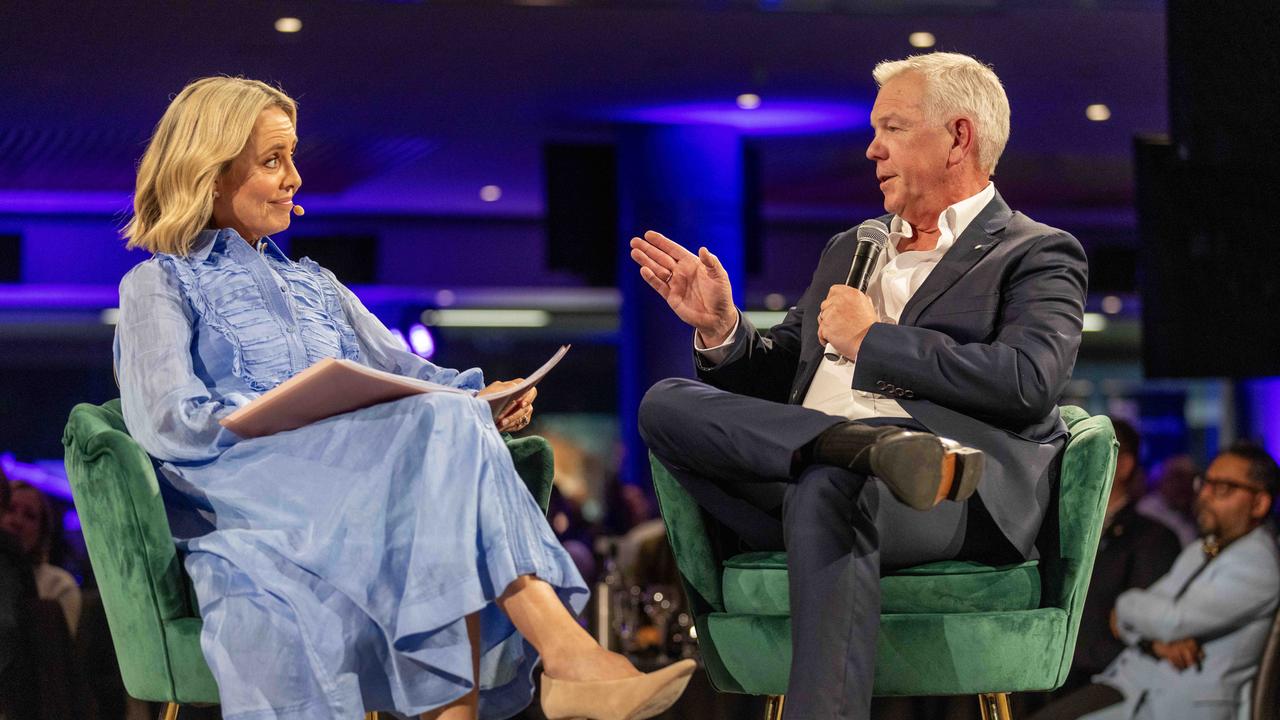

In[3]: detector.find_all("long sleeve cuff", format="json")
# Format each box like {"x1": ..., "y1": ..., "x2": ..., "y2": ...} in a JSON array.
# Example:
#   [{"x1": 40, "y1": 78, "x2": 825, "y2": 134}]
[{"x1": 693, "y1": 311, "x2": 741, "y2": 366}]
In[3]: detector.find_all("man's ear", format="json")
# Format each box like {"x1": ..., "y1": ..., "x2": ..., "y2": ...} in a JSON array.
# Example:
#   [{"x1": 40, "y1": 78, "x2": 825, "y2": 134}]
[
  {"x1": 947, "y1": 116, "x2": 977, "y2": 168},
  {"x1": 1251, "y1": 491, "x2": 1273, "y2": 521}
]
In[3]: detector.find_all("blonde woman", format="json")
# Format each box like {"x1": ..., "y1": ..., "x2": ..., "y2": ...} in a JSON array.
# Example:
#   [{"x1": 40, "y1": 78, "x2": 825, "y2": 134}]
[{"x1": 114, "y1": 77, "x2": 693, "y2": 720}]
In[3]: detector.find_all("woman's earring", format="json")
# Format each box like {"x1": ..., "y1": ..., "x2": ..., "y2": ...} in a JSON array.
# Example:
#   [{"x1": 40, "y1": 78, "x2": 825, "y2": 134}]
[{"x1": 213, "y1": 190, "x2": 220, "y2": 199}]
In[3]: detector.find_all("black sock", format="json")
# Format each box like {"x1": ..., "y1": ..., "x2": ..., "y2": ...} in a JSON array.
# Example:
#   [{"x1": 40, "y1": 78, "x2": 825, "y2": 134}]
[{"x1": 804, "y1": 422, "x2": 902, "y2": 473}]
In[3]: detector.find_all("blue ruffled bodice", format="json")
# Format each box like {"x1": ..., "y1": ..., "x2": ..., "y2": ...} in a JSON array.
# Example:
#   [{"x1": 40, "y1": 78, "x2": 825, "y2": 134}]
[
  {"x1": 157, "y1": 235, "x2": 362, "y2": 392},
  {"x1": 115, "y1": 227, "x2": 485, "y2": 464}
]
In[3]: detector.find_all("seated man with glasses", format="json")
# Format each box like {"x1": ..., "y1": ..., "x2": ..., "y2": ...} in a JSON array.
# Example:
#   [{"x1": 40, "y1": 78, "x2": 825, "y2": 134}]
[{"x1": 1032, "y1": 440, "x2": 1280, "y2": 720}]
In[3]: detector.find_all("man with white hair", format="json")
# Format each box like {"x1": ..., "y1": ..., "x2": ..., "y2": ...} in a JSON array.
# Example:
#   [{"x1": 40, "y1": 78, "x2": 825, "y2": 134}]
[{"x1": 632, "y1": 52, "x2": 1087, "y2": 718}]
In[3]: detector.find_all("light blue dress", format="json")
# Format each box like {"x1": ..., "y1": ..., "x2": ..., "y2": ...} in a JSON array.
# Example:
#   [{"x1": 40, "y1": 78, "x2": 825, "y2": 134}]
[{"x1": 114, "y1": 228, "x2": 587, "y2": 720}]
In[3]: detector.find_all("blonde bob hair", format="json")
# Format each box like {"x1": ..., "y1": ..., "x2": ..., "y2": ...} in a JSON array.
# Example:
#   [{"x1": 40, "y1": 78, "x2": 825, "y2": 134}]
[
  {"x1": 873, "y1": 52, "x2": 1010, "y2": 175},
  {"x1": 123, "y1": 77, "x2": 296, "y2": 256}
]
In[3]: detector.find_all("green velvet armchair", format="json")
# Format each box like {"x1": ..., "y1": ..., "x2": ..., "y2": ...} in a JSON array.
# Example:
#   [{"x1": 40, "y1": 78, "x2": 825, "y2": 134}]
[
  {"x1": 62, "y1": 399, "x2": 557, "y2": 720},
  {"x1": 650, "y1": 406, "x2": 1117, "y2": 720}
]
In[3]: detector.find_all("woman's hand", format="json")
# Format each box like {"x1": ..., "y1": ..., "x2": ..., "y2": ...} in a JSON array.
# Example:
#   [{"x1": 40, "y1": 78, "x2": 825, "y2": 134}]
[{"x1": 479, "y1": 380, "x2": 538, "y2": 433}]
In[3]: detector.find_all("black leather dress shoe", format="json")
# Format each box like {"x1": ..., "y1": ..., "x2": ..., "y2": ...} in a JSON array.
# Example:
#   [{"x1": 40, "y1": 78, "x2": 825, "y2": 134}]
[{"x1": 809, "y1": 424, "x2": 984, "y2": 510}]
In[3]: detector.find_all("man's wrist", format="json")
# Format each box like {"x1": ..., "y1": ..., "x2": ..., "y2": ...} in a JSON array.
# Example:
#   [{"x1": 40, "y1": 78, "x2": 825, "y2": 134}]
[
  {"x1": 844, "y1": 324, "x2": 874, "y2": 360},
  {"x1": 697, "y1": 312, "x2": 738, "y2": 348},
  {"x1": 697, "y1": 328, "x2": 731, "y2": 347}
]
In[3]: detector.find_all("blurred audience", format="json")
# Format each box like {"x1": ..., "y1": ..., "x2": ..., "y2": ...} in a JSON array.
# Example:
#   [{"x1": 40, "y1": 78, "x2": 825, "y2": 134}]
[
  {"x1": 1138, "y1": 454, "x2": 1201, "y2": 547},
  {"x1": 1, "y1": 480, "x2": 82, "y2": 636},
  {"x1": 1031, "y1": 440, "x2": 1280, "y2": 720},
  {"x1": 1044, "y1": 420, "x2": 1182, "y2": 699},
  {"x1": 0, "y1": 471, "x2": 38, "y2": 720}
]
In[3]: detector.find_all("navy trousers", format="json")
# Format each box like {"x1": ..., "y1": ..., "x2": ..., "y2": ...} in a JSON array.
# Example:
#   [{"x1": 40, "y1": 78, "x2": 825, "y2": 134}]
[{"x1": 638, "y1": 378, "x2": 1018, "y2": 720}]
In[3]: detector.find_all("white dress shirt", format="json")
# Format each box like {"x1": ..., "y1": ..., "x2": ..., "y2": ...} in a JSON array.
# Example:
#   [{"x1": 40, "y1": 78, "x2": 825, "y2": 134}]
[{"x1": 697, "y1": 182, "x2": 996, "y2": 421}]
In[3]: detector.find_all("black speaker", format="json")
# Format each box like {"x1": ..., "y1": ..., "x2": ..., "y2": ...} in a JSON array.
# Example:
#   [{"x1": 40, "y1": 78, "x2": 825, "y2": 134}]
[
  {"x1": 544, "y1": 144, "x2": 618, "y2": 286},
  {"x1": 1137, "y1": 138, "x2": 1280, "y2": 377},
  {"x1": 0, "y1": 235, "x2": 19, "y2": 282},
  {"x1": 1138, "y1": 0, "x2": 1280, "y2": 377},
  {"x1": 1167, "y1": 0, "x2": 1280, "y2": 166},
  {"x1": 289, "y1": 235, "x2": 378, "y2": 284}
]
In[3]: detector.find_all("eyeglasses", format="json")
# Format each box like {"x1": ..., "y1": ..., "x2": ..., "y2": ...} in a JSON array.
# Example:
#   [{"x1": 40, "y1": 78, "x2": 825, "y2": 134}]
[{"x1": 1193, "y1": 475, "x2": 1265, "y2": 498}]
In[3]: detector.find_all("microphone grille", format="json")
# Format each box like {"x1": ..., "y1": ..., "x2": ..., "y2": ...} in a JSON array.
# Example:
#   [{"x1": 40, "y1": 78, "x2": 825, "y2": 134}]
[{"x1": 856, "y1": 219, "x2": 890, "y2": 248}]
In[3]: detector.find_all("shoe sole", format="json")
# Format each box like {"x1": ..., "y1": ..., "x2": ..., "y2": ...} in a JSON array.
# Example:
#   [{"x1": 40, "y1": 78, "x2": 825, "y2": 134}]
[
  {"x1": 542, "y1": 660, "x2": 697, "y2": 720},
  {"x1": 945, "y1": 443, "x2": 984, "y2": 504},
  {"x1": 626, "y1": 669, "x2": 694, "y2": 719},
  {"x1": 871, "y1": 435, "x2": 984, "y2": 511}
]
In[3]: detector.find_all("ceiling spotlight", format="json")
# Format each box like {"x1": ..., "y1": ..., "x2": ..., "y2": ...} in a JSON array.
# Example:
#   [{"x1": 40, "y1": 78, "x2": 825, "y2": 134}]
[
  {"x1": 274, "y1": 17, "x2": 302, "y2": 33},
  {"x1": 736, "y1": 93, "x2": 762, "y2": 110},
  {"x1": 479, "y1": 185, "x2": 502, "y2": 202},
  {"x1": 909, "y1": 32, "x2": 936, "y2": 48},
  {"x1": 1101, "y1": 295, "x2": 1123, "y2": 314},
  {"x1": 1086, "y1": 104, "x2": 1111, "y2": 122}
]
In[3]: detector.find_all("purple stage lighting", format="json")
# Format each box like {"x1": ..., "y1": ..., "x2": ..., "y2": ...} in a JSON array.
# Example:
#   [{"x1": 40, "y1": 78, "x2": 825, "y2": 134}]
[
  {"x1": 407, "y1": 323, "x2": 436, "y2": 358},
  {"x1": 0, "y1": 453, "x2": 73, "y2": 502},
  {"x1": 63, "y1": 508, "x2": 82, "y2": 533},
  {"x1": 611, "y1": 100, "x2": 868, "y2": 135},
  {"x1": 1243, "y1": 377, "x2": 1280, "y2": 462}
]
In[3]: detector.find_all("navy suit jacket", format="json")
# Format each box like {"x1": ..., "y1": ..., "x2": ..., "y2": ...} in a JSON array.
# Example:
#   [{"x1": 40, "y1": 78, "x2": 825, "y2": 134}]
[{"x1": 695, "y1": 190, "x2": 1088, "y2": 557}]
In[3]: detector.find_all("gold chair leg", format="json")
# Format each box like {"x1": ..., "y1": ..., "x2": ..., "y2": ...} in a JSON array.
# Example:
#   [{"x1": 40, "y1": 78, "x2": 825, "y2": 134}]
[
  {"x1": 162, "y1": 703, "x2": 179, "y2": 720},
  {"x1": 977, "y1": 692, "x2": 1013, "y2": 720},
  {"x1": 764, "y1": 694, "x2": 786, "y2": 720},
  {"x1": 364, "y1": 713, "x2": 379, "y2": 720}
]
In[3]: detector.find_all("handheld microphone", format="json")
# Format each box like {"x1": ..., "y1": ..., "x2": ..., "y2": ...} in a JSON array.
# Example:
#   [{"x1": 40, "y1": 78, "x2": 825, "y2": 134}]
[
  {"x1": 292, "y1": 204, "x2": 305, "y2": 217},
  {"x1": 844, "y1": 219, "x2": 889, "y2": 291},
  {"x1": 823, "y1": 219, "x2": 890, "y2": 363}
]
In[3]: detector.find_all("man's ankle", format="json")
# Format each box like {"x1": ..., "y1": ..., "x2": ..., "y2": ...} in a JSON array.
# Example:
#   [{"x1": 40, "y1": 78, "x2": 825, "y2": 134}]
[{"x1": 806, "y1": 422, "x2": 900, "y2": 473}]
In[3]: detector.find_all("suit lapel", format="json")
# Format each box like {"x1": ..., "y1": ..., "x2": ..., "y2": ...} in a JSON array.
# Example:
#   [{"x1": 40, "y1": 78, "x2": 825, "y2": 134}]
[{"x1": 900, "y1": 190, "x2": 1014, "y2": 327}]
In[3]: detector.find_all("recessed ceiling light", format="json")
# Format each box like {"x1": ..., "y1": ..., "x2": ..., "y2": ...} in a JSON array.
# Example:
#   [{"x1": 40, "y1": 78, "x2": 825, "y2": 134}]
[
  {"x1": 275, "y1": 17, "x2": 302, "y2": 33},
  {"x1": 1086, "y1": 104, "x2": 1111, "y2": 122},
  {"x1": 736, "y1": 93, "x2": 762, "y2": 110},
  {"x1": 909, "y1": 32, "x2": 936, "y2": 48},
  {"x1": 479, "y1": 185, "x2": 502, "y2": 202}
]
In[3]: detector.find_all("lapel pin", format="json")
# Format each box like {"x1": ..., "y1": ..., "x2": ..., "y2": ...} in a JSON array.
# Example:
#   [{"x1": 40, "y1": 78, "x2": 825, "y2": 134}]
[{"x1": 974, "y1": 244, "x2": 985, "y2": 250}]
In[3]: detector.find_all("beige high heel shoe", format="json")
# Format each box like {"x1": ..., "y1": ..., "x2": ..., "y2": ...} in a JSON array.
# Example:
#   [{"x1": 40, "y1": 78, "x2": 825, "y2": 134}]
[{"x1": 541, "y1": 658, "x2": 697, "y2": 720}]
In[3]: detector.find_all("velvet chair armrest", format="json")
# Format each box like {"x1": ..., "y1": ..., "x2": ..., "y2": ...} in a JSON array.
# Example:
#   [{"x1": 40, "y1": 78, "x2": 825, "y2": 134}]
[
  {"x1": 504, "y1": 434, "x2": 555, "y2": 514},
  {"x1": 649, "y1": 454, "x2": 724, "y2": 613}
]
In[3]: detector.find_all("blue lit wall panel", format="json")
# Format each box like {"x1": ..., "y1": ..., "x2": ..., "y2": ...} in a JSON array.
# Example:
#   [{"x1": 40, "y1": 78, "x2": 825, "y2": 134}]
[
  {"x1": 1242, "y1": 377, "x2": 1280, "y2": 462},
  {"x1": 4, "y1": 217, "x2": 142, "y2": 284}
]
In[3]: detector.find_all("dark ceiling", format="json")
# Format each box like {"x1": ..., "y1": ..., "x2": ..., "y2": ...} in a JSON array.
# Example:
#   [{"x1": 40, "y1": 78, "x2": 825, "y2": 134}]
[{"x1": 0, "y1": 0, "x2": 1166, "y2": 218}]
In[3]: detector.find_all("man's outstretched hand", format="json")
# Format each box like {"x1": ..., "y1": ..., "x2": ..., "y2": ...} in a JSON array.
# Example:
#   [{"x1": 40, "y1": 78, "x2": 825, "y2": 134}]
[{"x1": 630, "y1": 230, "x2": 737, "y2": 346}]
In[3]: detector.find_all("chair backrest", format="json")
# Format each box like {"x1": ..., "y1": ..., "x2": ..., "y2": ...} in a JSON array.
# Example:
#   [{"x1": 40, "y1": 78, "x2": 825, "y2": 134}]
[
  {"x1": 61, "y1": 399, "x2": 191, "y2": 702},
  {"x1": 1037, "y1": 406, "x2": 1118, "y2": 688},
  {"x1": 1253, "y1": 603, "x2": 1280, "y2": 720}
]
